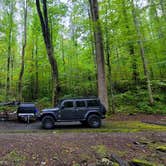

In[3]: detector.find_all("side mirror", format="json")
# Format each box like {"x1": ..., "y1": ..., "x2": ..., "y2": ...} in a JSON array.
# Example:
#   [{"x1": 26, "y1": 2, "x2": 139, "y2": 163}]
[{"x1": 61, "y1": 105, "x2": 64, "y2": 109}]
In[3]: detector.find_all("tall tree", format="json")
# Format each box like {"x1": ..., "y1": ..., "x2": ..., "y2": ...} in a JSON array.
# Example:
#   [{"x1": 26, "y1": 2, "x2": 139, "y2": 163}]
[
  {"x1": 5, "y1": 1, "x2": 15, "y2": 100},
  {"x1": 131, "y1": 0, "x2": 154, "y2": 105},
  {"x1": 89, "y1": 0, "x2": 109, "y2": 111},
  {"x1": 36, "y1": 0, "x2": 59, "y2": 106},
  {"x1": 122, "y1": 0, "x2": 139, "y2": 84},
  {"x1": 104, "y1": 1, "x2": 115, "y2": 113},
  {"x1": 18, "y1": 0, "x2": 28, "y2": 101}
]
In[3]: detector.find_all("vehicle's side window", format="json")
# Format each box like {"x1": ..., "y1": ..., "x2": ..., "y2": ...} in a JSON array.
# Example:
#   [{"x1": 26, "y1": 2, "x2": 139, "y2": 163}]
[
  {"x1": 63, "y1": 101, "x2": 73, "y2": 108},
  {"x1": 87, "y1": 100, "x2": 99, "y2": 107},
  {"x1": 76, "y1": 101, "x2": 86, "y2": 108}
]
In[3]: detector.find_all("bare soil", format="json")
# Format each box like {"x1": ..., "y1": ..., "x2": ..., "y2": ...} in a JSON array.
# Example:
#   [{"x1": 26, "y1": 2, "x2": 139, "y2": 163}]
[{"x1": 0, "y1": 114, "x2": 165, "y2": 166}]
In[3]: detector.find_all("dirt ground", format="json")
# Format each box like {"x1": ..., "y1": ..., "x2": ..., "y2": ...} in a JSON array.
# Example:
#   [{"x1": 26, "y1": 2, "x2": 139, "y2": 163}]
[{"x1": 0, "y1": 114, "x2": 165, "y2": 166}]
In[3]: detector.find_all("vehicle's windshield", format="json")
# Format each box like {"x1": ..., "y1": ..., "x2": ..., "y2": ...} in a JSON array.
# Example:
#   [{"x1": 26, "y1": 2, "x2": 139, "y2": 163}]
[{"x1": 57, "y1": 99, "x2": 62, "y2": 107}]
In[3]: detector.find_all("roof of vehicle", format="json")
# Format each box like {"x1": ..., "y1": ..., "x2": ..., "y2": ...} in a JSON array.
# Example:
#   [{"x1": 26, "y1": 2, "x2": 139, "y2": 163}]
[{"x1": 59, "y1": 97, "x2": 99, "y2": 102}]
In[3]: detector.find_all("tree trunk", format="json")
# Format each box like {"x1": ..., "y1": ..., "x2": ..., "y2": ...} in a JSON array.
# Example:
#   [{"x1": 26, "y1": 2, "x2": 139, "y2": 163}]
[
  {"x1": 18, "y1": 0, "x2": 27, "y2": 101},
  {"x1": 34, "y1": 37, "x2": 39, "y2": 99},
  {"x1": 89, "y1": 0, "x2": 109, "y2": 111},
  {"x1": 160, "y1": 0, "x2": 166, "y2": 21},
  {"x1": 88, "y1": 8, "x2": 98, "y2": 91},
  {"x1": 104, "y1": 2, "x2": 115, "y2": 113},
  {"x1": 131, "y1": 0, "x2": 154, "y2": 105},
  {"x1": 36, "y1": 0, "x2": 59, "y2": 106},
  {"x1": 6, "y1": 24, "x2": 12, "y2": 101},
  {"x1": 6, "y1": 1, "x2": 14, "y2": 101},
  {"x1": 122, "y1": 0, "x2": 139, "y2": 84},
  {"x1": 31, "y1": 41, "x2": 35, "y2": 100}
]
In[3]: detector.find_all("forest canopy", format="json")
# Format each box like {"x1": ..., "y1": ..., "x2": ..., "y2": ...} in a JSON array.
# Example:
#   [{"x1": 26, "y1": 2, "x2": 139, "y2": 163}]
[{"x1": 0, "y1": 0, "x2": 166, "y2": 114}]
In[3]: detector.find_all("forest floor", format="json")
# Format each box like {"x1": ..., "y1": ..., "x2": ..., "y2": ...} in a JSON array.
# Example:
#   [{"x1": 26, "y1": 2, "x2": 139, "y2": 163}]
[{"x1": 0, "y1": 114, "x2": 166, "y2": 166}]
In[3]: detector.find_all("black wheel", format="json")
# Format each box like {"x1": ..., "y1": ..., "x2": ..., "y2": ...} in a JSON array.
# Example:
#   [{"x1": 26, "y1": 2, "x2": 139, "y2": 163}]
[
  {"x1": 17, "y1": 116, "x2": 23, "y2": 122},
  {"x1": 87, "y1": 114, "x2": 101, "y2": 128},
  {"x1": 80, "y1": 120, "x2": 88, "y2": 126},
  {"x1": 42, "y1": 115, "x2": 55, "y2": 129}
]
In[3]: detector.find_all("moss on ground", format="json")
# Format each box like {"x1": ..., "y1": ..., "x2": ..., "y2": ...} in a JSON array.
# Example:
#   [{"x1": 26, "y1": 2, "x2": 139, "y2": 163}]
[
  {"x1": 54, "y1": 121, "x2": 166, "y2": 133},
  {"x1": 156, "y1": 146, "x2": 166, "y2": 152},
  {"x1": 130, "y1": 159, "x2": 156, "y2": 166},
  {"x1": 0, "y1": 150, "x2": 26, "y2": 166},
  {"x1": 91, "y1": 144, "x2": 108, "y2": 158},
  {"x1": 0, "y1": 120, "x2": 165, "y2": 134}
]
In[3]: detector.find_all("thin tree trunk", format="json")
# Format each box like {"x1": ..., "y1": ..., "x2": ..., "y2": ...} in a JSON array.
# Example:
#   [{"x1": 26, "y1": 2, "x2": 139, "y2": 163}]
[
  {"x1": 6, "y1": 26, "x2": 12, "y2": 101},
  {"x1": 61, "y1": 34, "x2": 65, "y2": 67},
  {"x1": 104, "y1": 2, "x2": 115, "y2": 113},
  {"x1": 131, "y1": 0, "x2": 154, "y2": 105},
  {"x1": 18, "y1": 0, "x2": 27, "y2": 101},
  {"x1": 31, "y1": 41, "x2": 35, "y2": 100},
  {"x1": 112, "y1": 29, "x2": 122, "y2": 81},
  {"x1": 34, "y1": 37, "x2": 39, "y2": 99},
  {"x1": 122, "y1": 0, "x2": 139, "y2": 84},
  {"x1": 6, "y1": 2, "x2": 14, "y2": 101},
  {"x1": 160, "y1": 0, "x2": 166, "y2": 21},
  {"x1": 36, "y1": 0, "x2": 59, "y2": 106},
  {"x1": 89, "y1": 0, "x2": 109, "y2": 111}
]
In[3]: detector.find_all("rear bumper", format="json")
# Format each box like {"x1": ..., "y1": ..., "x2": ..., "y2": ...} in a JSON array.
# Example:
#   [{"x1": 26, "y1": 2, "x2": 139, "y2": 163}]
[{"x1": 17, "y1": 113, "x2": 40, "y2": 120}]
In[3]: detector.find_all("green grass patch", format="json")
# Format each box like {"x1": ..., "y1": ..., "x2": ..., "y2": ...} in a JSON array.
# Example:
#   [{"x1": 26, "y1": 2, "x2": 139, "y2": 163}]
[
  {"x1": 53, "y1": 121, "x2": 166, "y2": 133},
  {"x1": 91, "y1": 145, "x2": 108, "y2": 158},
  {"x1": 156, "y1": 146, "x2": 166, "y2": 152},
  {"x1": 130, "y1": 159, "x2": 156, "y2": 166},
  {"x1": 0, "y1": 150, "x2": 26, "y2": 166},
  {"x1": 0, "y1": 121, "x2": 166, "y2": 134}
]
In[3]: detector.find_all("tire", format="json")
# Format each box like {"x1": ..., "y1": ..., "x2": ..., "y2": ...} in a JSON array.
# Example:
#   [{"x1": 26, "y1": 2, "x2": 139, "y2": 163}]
[
  {"x1": 42, "y1": 115, "x2": 55, "y2": 129},
  {"x1": 80, "y1": 120, "x2": 88, "y2": 126},
  {"x1": 17, "y1": 116, "x2": 23, "y2": 122},
  {"x1": 87, "y1": 114, "x2": 101, "y2": 128}
]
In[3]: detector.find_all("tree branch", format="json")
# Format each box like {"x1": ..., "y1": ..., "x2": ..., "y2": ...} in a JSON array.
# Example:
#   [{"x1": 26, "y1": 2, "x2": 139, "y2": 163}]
[{"x1": 36, "y1": 0, "x2": 47, "y2": 45}]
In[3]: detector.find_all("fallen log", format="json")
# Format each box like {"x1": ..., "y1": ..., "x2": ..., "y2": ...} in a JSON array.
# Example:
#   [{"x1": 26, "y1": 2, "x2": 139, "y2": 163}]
[
  {"x1": 110, "y1": 154, "x2": 129, "y2": 166},
  {"x1": 142, "y1": 120, "x2": 166, "y2": 126}
]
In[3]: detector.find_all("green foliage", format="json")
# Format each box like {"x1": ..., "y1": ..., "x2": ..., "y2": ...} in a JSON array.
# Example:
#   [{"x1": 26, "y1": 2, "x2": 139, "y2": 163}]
[
  {"x1": 114, "y1": 88, "x2": 166, "y2": 114},
  {"x1": 36, "y1": 97, "x2": 52, "y2": 110},
  {"x1": 136, "y1": 102, "x2": 154, "y2": 114},
  {"x1": 0, "y1": 0, "x2": 165, "y2": 114},
  {"x1": 151, "y1": 80, "x2": 166, "y2": 91}
]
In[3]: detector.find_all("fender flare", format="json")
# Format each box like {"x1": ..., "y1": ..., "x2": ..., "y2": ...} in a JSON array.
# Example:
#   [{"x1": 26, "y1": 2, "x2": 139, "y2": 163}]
[
  {"x1": 84, "y1": 111, "x2": 101, "y2": 119},
  {"x1": 41, "y1": 112, "x2": 57, "y2": 121}
]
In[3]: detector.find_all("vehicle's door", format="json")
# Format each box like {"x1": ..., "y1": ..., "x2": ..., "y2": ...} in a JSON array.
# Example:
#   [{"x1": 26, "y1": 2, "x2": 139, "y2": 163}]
[
  {"x1": 75, "y1": 100, "x2": 87, "y2": 119},
  {"x1": 60, "y1": 100, "x2": 76, "y2": 120}
]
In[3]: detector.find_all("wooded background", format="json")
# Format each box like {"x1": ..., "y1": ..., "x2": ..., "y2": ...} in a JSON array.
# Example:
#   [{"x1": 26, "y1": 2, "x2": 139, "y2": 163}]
[{"x1": 0, "y1": 0, "x2": 165, "y2": 114}]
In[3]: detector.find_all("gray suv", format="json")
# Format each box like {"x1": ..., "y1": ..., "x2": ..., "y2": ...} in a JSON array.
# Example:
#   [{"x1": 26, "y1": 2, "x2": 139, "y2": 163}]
[{"x1": 40, "y1": 97, "x2": 106, "y2": 129}]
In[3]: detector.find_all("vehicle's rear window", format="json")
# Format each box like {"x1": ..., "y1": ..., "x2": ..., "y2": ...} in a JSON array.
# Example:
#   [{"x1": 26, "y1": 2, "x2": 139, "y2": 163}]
[
  {"x1": 64, "y1": 101, "x2": 73, "y2": 108},
  {"x1": 76, "y1": 101, "x2": 86, "y2": 107},
  {"x1": 87, "y1": 100, "x2": 99, "y2": 107}
]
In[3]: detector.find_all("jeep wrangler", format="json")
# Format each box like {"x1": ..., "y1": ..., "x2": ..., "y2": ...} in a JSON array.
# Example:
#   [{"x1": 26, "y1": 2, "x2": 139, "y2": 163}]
[{"x1": 40, "y1": 97, "x2": 106, "y2": 129}]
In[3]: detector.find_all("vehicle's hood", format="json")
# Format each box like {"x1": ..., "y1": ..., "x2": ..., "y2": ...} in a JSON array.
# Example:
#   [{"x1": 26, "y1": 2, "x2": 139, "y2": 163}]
[{"x1": 42, "y1": 107, "x2": 59, "y2": 112}]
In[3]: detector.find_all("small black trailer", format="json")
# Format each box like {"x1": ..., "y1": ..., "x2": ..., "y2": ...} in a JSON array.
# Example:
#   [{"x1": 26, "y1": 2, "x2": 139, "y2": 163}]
[
  {"x1": 17, "y1": 103, "x2": 39, "y2": 123},
  {"x1": 0, "y1": 102, "x2": 39, "y2": 123}
]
